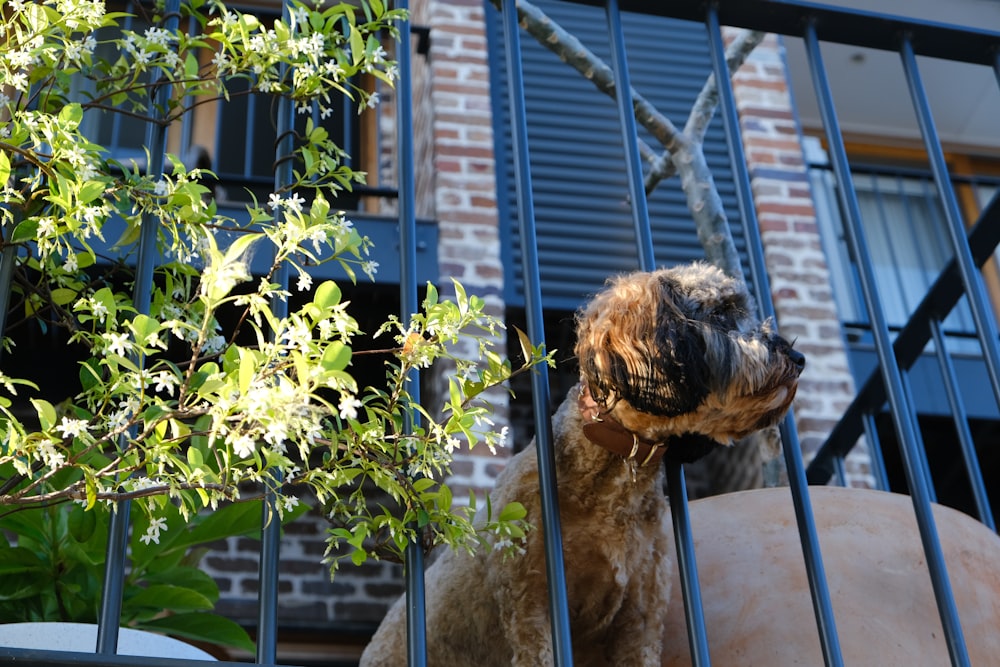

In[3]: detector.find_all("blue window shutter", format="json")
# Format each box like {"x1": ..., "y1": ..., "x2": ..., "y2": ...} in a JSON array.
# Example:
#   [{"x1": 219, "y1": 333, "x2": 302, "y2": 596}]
[{"x1": 487, "y1": 0, "x2": 747, "y2": 310}]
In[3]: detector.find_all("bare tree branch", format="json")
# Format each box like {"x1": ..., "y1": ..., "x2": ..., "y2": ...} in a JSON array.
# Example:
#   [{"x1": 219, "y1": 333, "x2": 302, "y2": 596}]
[
  {"x1": 643, "y1": 29, "x2": 766, "y2": 192},
  {"x1": 490, "y1": 0, "x2": 764, "y2": 282}
]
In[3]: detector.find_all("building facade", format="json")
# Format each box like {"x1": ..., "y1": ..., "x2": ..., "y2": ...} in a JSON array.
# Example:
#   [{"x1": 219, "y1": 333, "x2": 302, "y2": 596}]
[{"x1": 18, "y1": 0, "x2": 996, "y2": 663}]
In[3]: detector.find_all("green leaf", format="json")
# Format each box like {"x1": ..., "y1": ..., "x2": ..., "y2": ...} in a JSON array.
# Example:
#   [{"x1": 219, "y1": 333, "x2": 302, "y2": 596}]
[
  {"x1": 0, "y1": 546, "x2": 45, "y2": 577},
  {"x1": 58, "y1": 102, "x2": 83, "y2": 127},
  {"x1": 184, "y1": 51, "x2": 199, "y2": 79},
  {"x1": 238, "y1": 347, "x2": 256, "y2": 395},
  {"x1": 498, "y1": 501, "x2": 527, "y2": 523},
  {"x1": 222, "y1": 232, "x2": 261, "y2": 266},
  {"x1": 186, "y1": 445, "x2": 204, "y2": 469},
  {"x1": 138, "y1": 612, "x2": 255, "y2": 653},
  {"x1": 129, "y1": 314, "x2": 160, "y2": 345},
  {"x1": 30, "y1": 398, "x2": 57, "y2": 430},
  {"x1": 112, "y1": 221, "x2": 142, "y2": 249},
  {"x1": 10, "y1": 219, "x2": 39, "y2": 244},
  {"x1": 0, "y1": 151, "x2": 9, "y2": 185},
  {"x1": 67, "y1": 505, "x2": 97, "y2": 543},
  {"x1": 78, "y1": 359, "x2": 102, "y2": 392},
  {"x1": 349, "y1": 25, "x2": 364, "y2": 66},
  {"x1": 321, "y1": 342, "x2": 351, "y2": 372},
  {"x1": 514, "y1": 326, "x2": 534, "y2": 366},
  {"x1": 50, "y1": 288, "x2": 78, "y2": 306},
  {"x1": 126, "y1": 584, "x2": 214, "y2": 613},
  {"x1": 313, "y1": 280, "x2": 341, "y2": 309},
  {"x1": 77, "y1": 180, "x2": 105, "y2": 204},
  {"x1": 177, "y1": 501, "x2": 265, "y2": 549}
]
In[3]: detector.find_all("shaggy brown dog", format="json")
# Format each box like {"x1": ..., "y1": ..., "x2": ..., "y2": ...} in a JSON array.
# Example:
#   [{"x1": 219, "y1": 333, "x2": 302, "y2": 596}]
[{"x1": 360, "y1": 262, "x2": 804, "y2": 666}]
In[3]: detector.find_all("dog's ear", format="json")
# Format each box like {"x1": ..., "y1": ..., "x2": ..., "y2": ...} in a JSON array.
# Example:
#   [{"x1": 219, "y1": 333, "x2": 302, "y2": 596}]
[{"x1": 577, "y1": 274, "x2": 712, "y2": 417}]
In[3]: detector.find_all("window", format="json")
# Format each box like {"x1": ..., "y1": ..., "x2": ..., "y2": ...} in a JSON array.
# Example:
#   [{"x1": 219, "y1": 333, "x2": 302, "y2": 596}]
[{"x1": 807, "y1": 136, "x2": 1000, "y2": 354}]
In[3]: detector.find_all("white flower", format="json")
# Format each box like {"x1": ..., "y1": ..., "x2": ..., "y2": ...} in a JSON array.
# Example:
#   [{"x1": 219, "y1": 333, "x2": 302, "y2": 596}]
[
  {"x1": 152, "y1": 371, "x2": 178, "y2": 395},
  {"x1": 63, "y1": 253, "x2": 78, "y2": 272},
  {"x1": 281, "y1": 495, "x2": 300, "y2": 514},
  {"x1": 153, "y1": 179, "x2": 169, "y2": 196},
  {"x1": 89, "y1": 297, "x2": 108, "y2": 323},
  {"x1": 285, "y1": 192, "x2": 305, "y2": 213},
  {"x1": 366, "y1": 91, "x2": 380, "y2": 109},
  {"x1": 211, "y1": 49, "x2": 230, "y2": 72},
  {"x1": 102, "y1": 331, "x2": 131, "y2": 356},
  {"x1": 35, "y1": 438, "x2": 65, "y2": 468},
  {"x1": 296, "y1": 272, "x2": 312, "y2": 292},
  {"x1": 263, "y1": 422, "x2": 288, "y2": 447},
  {"x1": 139, "y1": 516, "x2": 168, "y2": 545},
  {"x1": 37, "y1": 217, "x2": 56, "y2": 237},
  {"x1": 55, "y1": 416, "x2": 89, "y2": 439},
  {"x1": 230, "y1": 434, "x2": 256, "y2": 458},
  {"x1": 203, "y1": 334, "x2": 227, "y2": 355},
  {"x1": 338, "y1": 394, "x2": 362, "y2": 420},
  {"x1": 268, "y1": 192, "x2": 282, "y2": 210}
]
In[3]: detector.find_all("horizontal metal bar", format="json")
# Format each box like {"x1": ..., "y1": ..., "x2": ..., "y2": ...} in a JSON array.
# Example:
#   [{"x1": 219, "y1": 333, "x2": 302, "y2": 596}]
[
  {"x1": 563, "y1": 0, "x2": 1000, "y2": 65},
  {"x1": 0, "y1": 648, "x2": 296, "y2": 667}
]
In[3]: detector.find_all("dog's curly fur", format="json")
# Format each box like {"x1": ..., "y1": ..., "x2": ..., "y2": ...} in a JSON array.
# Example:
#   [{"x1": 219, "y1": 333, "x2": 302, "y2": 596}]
[{"x1": 360, "y1": 262, "x2": 804, "y2": 666}]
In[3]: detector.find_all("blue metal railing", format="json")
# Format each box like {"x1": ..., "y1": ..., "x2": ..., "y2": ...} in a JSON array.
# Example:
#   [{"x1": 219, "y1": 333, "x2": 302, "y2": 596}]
[{"x1": 2, "y1": 1, "x2": 1000, "y2": 666}]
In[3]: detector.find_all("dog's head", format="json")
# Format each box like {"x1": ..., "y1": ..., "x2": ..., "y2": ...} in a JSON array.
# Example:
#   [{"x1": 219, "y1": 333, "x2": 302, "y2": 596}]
[{"x1": 574, "y1": 262, "x2": 804, "y2": 453}]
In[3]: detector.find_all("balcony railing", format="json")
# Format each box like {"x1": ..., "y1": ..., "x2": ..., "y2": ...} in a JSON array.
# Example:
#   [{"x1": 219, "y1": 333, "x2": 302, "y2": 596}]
[{"x1": 1, "y1": 1, "x2": 999, "y2": 666}]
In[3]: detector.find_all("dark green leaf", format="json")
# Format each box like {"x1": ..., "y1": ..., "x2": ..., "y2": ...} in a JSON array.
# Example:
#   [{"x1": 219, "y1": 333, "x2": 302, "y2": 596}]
[
  {"x1": 126, "y1": 584, "x2": 214, "y2": 613},
  {"x1": 137, "y1": 612, "x2": 255, "y2": 653}
]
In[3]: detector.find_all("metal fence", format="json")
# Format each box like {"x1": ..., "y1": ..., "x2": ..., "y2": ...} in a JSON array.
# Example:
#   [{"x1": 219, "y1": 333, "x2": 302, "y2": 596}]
[{"x1": 2, "y1": 0, "x2": 999, "y2": 665}]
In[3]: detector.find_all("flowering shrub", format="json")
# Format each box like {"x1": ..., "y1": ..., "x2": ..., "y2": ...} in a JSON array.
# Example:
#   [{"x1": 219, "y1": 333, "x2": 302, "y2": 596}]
[{"x1": 0, "y1": 0, "x2": 546, "y2": 590}]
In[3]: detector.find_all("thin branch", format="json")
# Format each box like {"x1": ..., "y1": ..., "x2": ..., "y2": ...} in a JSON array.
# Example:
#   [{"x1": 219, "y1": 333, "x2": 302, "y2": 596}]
[
  {"x1": 490, "y1": 0, "x2": 763, "y2": 282},
  {"x1": 0, "y1": 482, "x2": 232, "y2": 506}
]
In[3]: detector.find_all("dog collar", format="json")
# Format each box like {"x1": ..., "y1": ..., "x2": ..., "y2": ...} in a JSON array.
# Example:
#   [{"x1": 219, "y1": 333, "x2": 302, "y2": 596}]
[{"x1": 576, "y1": 383, "x2": 667, "y2": 467}]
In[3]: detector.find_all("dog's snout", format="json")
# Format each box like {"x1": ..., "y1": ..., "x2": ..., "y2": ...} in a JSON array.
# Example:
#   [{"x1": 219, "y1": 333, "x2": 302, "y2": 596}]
[{"x1": 788, "y1": 347, "x2": 806, "y2": 371}]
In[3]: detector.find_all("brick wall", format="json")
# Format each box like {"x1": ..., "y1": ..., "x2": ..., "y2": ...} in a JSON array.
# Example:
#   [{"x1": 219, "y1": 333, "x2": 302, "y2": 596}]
[{"x1": 424, "y1": 0, "x2": 515, "y2": 497}]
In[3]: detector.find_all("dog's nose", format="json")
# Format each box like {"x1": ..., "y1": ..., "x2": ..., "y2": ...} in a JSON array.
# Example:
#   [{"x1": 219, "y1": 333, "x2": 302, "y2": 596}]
[{"x1": 788, "y1": 348, "x2": 806, "y2": 371}]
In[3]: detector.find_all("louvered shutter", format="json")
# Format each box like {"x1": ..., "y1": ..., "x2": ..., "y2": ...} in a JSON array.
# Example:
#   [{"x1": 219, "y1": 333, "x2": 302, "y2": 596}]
[{"x1": 487, "y1": 0, "x2": 748, "y2": 309}]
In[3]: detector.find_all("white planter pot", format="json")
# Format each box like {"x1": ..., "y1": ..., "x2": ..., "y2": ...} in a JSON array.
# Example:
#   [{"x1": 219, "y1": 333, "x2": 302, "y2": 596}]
[{"x1": 0, "y1": 621, "x2": 216, "y2": 660}]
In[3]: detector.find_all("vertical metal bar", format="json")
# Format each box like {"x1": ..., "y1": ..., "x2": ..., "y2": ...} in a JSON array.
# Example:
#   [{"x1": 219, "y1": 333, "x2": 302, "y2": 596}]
[
  {"x1": 665, "y1": 463, "x2": 710, "y2": 664},
  {"x1": 862, "y1": 413, "x2": 891, "y2": 492},
  {"x1": 707, "y1": 10, "x2": 845, "y2": 666},
  {"x1": 0, "y1": 239, "x2": 17, "y2": 363},
  {"x1": 604, "y1": 0, "x2": 654, "y2": 270},
  {"x1": 929, "y1": 319, "x2": 995, "y2": 529},
  {"x1": 256, "y1": 3, "x2": 296, "y2": 663},
  {"x1": 900, "y1": 37, "x2": 1000, "y2": 413},
  {"x1": 606, "y1": 3, "x2": 711, "y2": 663},
  {"x1": 805, "y1": 23, "x2": 970, "y2": 667},
  {"x1": 393, "y1": 3, "x2": 428, "y2": 664},
  {"x1": 96, "y1": 0, "x2": 181, "y2": 654},
  {"x1": 500, "y1": 1, "x2": 574, "y2": 663},
  {"x1": 832, "y1": 456, "x2": 847, "y2": 486},
  {"x1": 899, "y1": 371, "x2": 937, "y2": 504}
]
